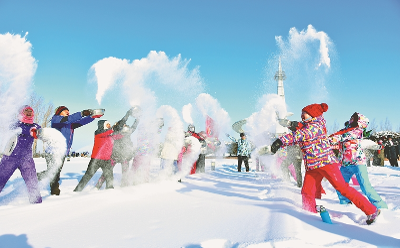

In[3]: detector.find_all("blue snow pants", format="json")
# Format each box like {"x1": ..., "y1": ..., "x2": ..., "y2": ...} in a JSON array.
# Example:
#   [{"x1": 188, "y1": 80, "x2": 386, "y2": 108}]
[{"x1": 336, "y1": 164, "x2": 387, "y2": 209}]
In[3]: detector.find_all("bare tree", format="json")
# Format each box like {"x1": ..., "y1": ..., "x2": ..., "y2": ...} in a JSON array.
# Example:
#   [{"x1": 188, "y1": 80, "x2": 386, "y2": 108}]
[
  {"x1": 29, "y1": 93, "x2": 54, "y2": 156},
  {"x1": 329, "y1": 120, "x2": 340, "y2": 135},
  {"x1": 369, "y1": 118, "x2": 378, "y2": 134},
  {"x1": 380, "y1": 117, "x2": 392, "y2": 132}
]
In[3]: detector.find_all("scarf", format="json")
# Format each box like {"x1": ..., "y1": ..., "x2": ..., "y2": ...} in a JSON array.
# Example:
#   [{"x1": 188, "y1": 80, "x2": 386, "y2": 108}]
[{"x1": 19, "y1": 105, "x2": 34, "y2": 124}]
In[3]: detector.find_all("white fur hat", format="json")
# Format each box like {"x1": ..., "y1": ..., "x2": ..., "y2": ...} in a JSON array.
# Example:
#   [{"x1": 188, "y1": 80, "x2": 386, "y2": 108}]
[{"x1": 104, "y1": 121, "x2": 111, "y2": 130}]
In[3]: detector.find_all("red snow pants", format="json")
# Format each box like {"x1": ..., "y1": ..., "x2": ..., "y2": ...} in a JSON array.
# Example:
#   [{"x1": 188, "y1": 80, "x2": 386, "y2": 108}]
[
  {"x1": 301, "y1": 163, "x2": 376, "y2": 215},
  {"x1": 190, "y1": 161, "x2": 197, "y2": 175}
]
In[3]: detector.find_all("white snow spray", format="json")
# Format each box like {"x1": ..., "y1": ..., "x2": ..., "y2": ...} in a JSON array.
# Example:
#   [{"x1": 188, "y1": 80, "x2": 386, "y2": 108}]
[
  {"x1": 177, "y1": 136, "x2": 201, "y2": 177},
  {"x1": 195, "y1": 93, "x2": 231, "y2": 157},
  {"x1": 89, "y1": 51, "x2": 204, "y2": 110},
  {"x1": 182, "y1": 103, "x2": 193, "y2": 125},
  {"x1": 128, "y1": 117, "x2": 164, "y2": 185},
  {"x1": 255, "y1": 25, "x2": 336, "y2": 178},
  {"x1": 276, "y1": 24, "x2": 331, "y2": 68},
  {"x1": 195, "y1": 93, "x2": 231, "y2": 140},
  {"x1": 264, "y1": 25, "x2": 336, "y2": 104},
  {"x1": 156, "y1": 105, "x2": 184, "y2": 180},
  {"x1": 89, "y1": 51, "x2": 207, "y2": 185},
  {"x1": 37, "y1": 128, "x2": 67, "y2": 189},
  {"x1": 246, "y1": 94, "x2": 287, "y2": 175},
  {"x1": 0, "y1": 33, "x2": 37, "y2": 152}
]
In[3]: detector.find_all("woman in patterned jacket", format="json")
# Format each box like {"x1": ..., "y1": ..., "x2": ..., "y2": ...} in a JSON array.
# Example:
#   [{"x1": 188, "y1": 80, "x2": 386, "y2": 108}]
[
  {"x1": 330, "y1": 112, "x2": 387, "y2": 209},
  {"x1": 268, "y1": 103, "x2": 380, "y2": 225}
]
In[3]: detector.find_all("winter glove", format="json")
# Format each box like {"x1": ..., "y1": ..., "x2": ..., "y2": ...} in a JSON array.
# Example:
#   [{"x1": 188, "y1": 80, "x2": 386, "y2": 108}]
[
  {"x1": 271, "y1": 139, "x2": 283, "y2": 154},
  {"x1": 81, "y1": 109, "x2": 92, "y2": 117},
  {"x1": 30, "y1": 127, "x2": 38, "y2": 139},
  {"x1": 288, "y1": 121, "x2": 299, "y2": 132}
]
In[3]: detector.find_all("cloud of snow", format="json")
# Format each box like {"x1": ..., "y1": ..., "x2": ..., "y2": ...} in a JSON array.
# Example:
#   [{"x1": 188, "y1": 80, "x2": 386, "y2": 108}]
[
  {"x1": 90, "y1": 57, "x2": 129, "y2": 104},
  {"x1": 195, "y1": 93, "x2": 231, "y2": 140},
  {"x1": 246, "y1": 94, "x2": 287, "y2": 145},
  {"x1": 263, "y1": 25, "x2": 336, "y2": 105},
  {"x1": 246, "y1": 94, "x2": 288, "y2": 174},
  {"x1": 182, "y1": 103, "x2": 193, "y2": 125},
  {"x1": 275, "y1": 24, "x2": 331, "y2": 68},
  {"x1": 37, "y1": 128, "x2": 67, "y2": 188},
  {"x1": 0, "y1": 33, "x2": 37, "y2": 152},
  {"x1": 177, "y1": 136, "x2": 201, "y2": 177},
  {"x1": 89, "y1": 51, "x2": 204, "y2": 112}
]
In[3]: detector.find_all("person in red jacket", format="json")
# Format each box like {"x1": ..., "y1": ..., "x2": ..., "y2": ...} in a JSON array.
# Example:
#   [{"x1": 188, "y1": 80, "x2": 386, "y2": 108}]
[{"x1": 73, "y1": 119, "x2": 123, "y2": 192}]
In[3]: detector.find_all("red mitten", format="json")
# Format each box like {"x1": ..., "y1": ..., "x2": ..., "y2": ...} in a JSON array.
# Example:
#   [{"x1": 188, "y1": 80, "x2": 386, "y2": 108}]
[{"x1": 30, "y1": 127, "x2": 38, "y2": 139}]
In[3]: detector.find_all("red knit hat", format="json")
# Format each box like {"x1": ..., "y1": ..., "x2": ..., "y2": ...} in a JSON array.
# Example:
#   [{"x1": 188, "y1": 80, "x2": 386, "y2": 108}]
[
  {"x1": 55, "y1": 106, "x2": 69, "y2": 115},
  {"x1": 302, "y1": 103, "x2": 328, "y2": 117}
]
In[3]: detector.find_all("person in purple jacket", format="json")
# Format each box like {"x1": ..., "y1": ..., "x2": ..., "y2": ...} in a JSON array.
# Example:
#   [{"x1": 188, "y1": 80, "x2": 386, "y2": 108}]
[
  {"x1": 37, "y1": 106, "x2": 96, "y2": 195},
  {"x1": 0, "y1": 105, "x2": 42, "y2": 204}
]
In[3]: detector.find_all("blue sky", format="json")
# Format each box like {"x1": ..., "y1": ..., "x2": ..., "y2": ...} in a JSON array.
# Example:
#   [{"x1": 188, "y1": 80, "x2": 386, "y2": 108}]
[{"x1": 1, "y1": 0, "x2": 399, "y2": 150}]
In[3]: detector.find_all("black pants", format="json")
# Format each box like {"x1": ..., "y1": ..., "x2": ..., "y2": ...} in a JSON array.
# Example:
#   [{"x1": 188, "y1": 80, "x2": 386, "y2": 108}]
[
  {"x1": 389, "y1": 158, "x2": 399, "y2": 167},
  {"x1": 74, "y1": 159, "x2": 114, "y2": 192},
  {"x1": 195, "y1": 154, "x2": 206, "y2": 173},
  {"x1": 37, "y1": 154, "x2": 66, "y2": 195},
  {"x1": 238, "y1": 155, "x2": 249, "y2": 172}
]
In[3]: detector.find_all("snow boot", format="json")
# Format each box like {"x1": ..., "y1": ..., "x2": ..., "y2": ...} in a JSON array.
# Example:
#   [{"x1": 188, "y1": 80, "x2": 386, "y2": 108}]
[
  {"x1": 51, "y1": 188, "x2": 60, "y2": 196},
  {"x1": 366, "y1": 209, "x2": 381, "y2": 225}
]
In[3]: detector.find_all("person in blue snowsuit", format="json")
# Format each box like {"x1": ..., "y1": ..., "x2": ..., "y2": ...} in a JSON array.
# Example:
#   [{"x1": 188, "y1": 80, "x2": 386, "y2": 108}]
[
  {"x1": 330, "y1": 112, "x2": 387, "y2": 209},
  {"x1": 0, "y1": 105, "x2": 42, "y2": 204},
  {"x1": 37, "y1": 106, "x2": 96, "y2": 195}
]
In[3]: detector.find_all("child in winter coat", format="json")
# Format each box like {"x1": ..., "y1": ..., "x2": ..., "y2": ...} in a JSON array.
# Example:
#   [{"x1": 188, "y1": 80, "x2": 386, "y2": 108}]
[
  {"x1": 268, "y1": 103, "x2": 380, "y2": 225},
  {"x1": 73, "y1": 119, "x2": 124, "y2": 192},
  {"x1": 330, "y1": 112, "x2": 387, "y2": 209},
  {"x1": 0, "y1": 106, "x2": 42, "y2": 204}
]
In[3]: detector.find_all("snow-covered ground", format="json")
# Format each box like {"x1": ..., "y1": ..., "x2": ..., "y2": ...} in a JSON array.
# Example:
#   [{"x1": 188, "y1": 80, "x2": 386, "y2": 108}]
[{"x1": 1, "y1": 157, "x2": 400, "y2": 248}]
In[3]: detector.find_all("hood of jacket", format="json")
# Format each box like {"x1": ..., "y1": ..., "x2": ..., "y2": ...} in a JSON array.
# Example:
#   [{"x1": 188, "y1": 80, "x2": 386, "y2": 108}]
[
  {"x1": 349, "y1": 113, "x2": 369, "y2": 129},
  {"x1": 95, "y1": 120, "x2": 110, "y2": 135}
]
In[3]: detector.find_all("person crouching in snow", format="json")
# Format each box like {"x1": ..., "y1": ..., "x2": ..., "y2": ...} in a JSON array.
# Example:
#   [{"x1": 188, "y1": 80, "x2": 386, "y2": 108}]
[
  {"x1": 74, "y1": 119, "x2": 124, "y2": 192},
  {"x1": 267, "y1": 103, "x2": 380, "y2": 225},
  {"x1": 0, "y1": 106, "x2": 42, "y2": 204},
  {"x1": 330, "y1": 112, "x2": 387, "y2": 209}
]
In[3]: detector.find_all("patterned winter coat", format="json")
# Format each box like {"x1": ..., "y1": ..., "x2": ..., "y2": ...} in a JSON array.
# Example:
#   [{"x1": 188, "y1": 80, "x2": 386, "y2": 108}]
[
  {"x1": 279, "y1": 115, "x2": 338, "y2": 171},
  {"x1": 330, "y1": 113, "x2": 368, "y2": 166},
  {"x1": 228, "y1": 136, "x2": 252, "y2": 157}
]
